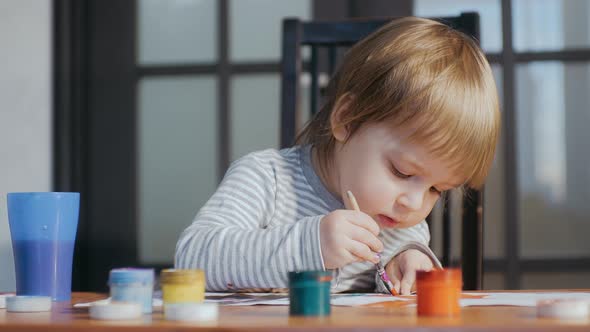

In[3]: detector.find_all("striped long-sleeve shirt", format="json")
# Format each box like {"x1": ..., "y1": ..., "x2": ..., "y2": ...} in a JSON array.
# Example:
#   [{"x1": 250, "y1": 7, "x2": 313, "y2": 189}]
[{"x1": 175, "y1": 145, "x2": 441, "y2": 293}]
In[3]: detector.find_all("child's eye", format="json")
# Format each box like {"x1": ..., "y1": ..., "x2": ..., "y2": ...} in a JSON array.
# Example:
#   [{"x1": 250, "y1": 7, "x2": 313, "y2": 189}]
[
  {"x1": 391, "y1": 164, "x2": 411, "y2": 179},
  {"x1": 430, "y1": 187, "x2": 443, "y2": 195}
]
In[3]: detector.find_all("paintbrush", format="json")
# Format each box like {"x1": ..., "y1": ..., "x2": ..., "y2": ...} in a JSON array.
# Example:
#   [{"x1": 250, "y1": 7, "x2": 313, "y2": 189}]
[{"x1": 346, "y1": 190, "x2": 398, "y2": 296}]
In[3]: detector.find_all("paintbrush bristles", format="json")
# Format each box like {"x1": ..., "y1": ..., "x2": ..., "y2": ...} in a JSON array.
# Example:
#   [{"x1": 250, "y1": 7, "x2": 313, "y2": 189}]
[{"x1": 346, "y1": 190, "x2": 361, "y2": 211}]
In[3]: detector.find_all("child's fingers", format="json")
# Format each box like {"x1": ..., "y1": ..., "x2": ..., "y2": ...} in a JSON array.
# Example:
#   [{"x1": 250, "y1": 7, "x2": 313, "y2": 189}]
[
  {"x1": 346, "y1": 211, "x2": 380, "y2": 236},
  {"x1": 388, "y1": 262, "x2": 403, "y2": 294},
  {"x1": 399, "y1": 270, "x2": 416, "y2": 295},
  {"x1": 348, "y1": 240, "x2": 380, "y2": 264},
  {"x1": 393, "y1": 279, "x2": 401, "y2": 295},
  {"x1": 349, "y1": 227, "x2": 383, "y2": 253}
]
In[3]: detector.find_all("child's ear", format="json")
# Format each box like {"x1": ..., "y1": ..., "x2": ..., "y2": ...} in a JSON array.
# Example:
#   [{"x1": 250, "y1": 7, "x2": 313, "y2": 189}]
[{"x1": 330, "y1": 93, "x2": 355, "y2": 142}]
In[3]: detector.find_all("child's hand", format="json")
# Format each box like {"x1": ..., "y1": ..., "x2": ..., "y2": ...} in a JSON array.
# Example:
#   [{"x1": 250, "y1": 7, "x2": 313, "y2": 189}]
[
  {"x1": 319, "y1": 210, "x2": 383, "y2": 269},
  {"x1": 386, "y1": 249, "x2": 434, "y2": 295}
]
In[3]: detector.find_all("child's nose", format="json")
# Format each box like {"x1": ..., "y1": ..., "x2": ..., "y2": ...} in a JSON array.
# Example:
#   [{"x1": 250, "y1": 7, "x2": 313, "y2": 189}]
[{"x1": 396, "y1": 189, "x2": 424, "y2": 212}]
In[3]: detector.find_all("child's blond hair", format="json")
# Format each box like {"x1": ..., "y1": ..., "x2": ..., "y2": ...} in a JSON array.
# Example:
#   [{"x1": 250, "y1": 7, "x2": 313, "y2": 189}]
[{"x1": 297, "y1": 17, "x2": 500, "y2": 189}]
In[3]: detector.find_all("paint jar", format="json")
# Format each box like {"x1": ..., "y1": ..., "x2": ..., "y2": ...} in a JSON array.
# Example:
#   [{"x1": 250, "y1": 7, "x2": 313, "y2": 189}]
[
  {"x1": 108, "y1": 268, "x2": 154, "y2": 314},
  {"x1": 160, "y1": 269, "x2": 205, "y2": 304},
  {"x1": 416, "y1": 268, "x2": 462, "y2": 316},
  {"x1": 288, "y1": 270, "x2": 332, "y2": 316}
]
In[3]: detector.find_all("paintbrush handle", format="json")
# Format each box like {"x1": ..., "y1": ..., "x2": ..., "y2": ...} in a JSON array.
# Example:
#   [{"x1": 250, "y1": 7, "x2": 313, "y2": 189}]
[{"x1": 346, "y1": 191, "x2": 397, "y2": 296}]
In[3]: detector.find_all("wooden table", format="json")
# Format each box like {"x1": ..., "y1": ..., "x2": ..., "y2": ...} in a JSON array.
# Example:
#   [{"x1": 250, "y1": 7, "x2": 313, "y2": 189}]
[{"x1": 1, "y1": 292, "x2": 589, "y2": 331}]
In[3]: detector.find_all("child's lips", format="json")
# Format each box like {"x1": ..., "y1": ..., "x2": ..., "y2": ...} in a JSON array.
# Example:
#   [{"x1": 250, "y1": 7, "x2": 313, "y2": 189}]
[{"x1": 377, "y1": 214, "x2": 401, "y2": 228}]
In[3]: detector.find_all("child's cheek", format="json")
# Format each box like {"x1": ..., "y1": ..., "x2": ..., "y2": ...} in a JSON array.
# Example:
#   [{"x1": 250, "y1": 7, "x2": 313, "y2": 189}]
[{"x1": 366, "y1": 179, "x2": 397, "y2": 206}]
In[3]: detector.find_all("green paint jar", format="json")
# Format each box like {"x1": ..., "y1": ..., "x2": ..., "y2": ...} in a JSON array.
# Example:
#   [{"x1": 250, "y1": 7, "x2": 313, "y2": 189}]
[{"x1": 288, "y1": 270, "x2": 332, "y2": 316}]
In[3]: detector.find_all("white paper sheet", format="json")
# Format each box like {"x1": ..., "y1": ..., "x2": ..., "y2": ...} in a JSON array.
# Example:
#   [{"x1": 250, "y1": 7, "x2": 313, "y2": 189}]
[
  {"x1": 216, "y1": 293, "x2": 410, "y2": 306},
  {"x1": 460, "y1": 292, "x2": 590, "y2": 307},
  {"x1": 73, "y1": 292, "x2": 590, "y2": 308},
  {"x1": 74, "y1": 297, "x2": 163, "y2": 308},
  {"x1": 73, "y1": 293, "x2": 407, "y2": 307}
]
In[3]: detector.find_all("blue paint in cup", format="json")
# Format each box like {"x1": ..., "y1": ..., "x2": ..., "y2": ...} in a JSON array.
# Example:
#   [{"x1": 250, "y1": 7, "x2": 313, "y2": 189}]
[
  {"x1": 7, "y1": 192, "x2": 80, "y2": 301},
  {"x1": 109, "y1": 268, "x2": 155, "y2": 314}
]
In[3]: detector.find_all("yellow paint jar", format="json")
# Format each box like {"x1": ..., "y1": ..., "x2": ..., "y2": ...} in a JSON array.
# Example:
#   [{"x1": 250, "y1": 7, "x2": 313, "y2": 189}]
[{"x1": 160, "y1": 269, "x2": 205, "y2": 304}]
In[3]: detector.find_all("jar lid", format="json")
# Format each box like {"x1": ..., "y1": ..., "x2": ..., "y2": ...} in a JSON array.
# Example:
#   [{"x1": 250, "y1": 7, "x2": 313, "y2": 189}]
[
  {"x1": 6, "y1": 296, "x2": 52, "y2": 312},
  {"x1": 164, "y1": 303, "x2": 219, "y2": 321},
  {"x1": 109, "y1": 268, "x2": 155, "y2": 284},
  {"x1": 89, "y1": 302, "x2": 142, "y2": 320},
  {"x1": 0, "y1": 294, "x2": 14, "y2": 309},
  {"x1": 288, "y1": 270, "x2": 332, "y2": 283},
  {"x1": 160, "y1": 269, "x2": 204, "y2": 283},
  {"x1": 416, "y1": 268, "x2": 462, "y2": 283},
  {"x1": 537, "y1": 299, "x2": 590, "y2": 319}
]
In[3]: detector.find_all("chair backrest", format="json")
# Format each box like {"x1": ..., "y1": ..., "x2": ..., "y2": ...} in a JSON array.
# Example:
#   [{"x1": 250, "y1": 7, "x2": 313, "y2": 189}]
[{"x1": 280, "y1": 12, "x2": 483, "y2": 290}]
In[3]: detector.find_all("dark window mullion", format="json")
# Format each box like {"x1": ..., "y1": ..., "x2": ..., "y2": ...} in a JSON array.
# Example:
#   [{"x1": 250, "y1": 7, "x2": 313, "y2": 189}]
[
  {"x1": 219, "y1": 0, "x2": 230, "y2": 176},
  {"x1": 484, "y1": 258, "x2": 590, "y2": 273},
  {"x1": 231, "y1": 63, "x2": 280, "y2": 73},
  {"x1": 515, "y1": 49, "x2": 590, "y2": 62},
  {"x1": 137, "y1": 62, "x2": 283, "y2": 77},
  {"x1": 486, "y1": 53, "x2": 502, "y2": 64},
  {"x1": 137, "y1": 64, "x2": 218, "y2": 76},
  {"x1": 501, "y1": 0, "x2": 520, "y2": 290}
]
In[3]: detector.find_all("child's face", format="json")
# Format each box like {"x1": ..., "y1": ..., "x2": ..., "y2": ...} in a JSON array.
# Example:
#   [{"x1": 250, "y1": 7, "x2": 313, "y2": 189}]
[{"x1": 331, "y1": 122, "x2": 465, "y2": 229}]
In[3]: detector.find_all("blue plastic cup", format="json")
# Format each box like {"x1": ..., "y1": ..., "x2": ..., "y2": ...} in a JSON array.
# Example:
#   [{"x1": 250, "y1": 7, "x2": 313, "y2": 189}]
[{"x1": 7, "y1": 192, "x2": 80, "y2": 301}]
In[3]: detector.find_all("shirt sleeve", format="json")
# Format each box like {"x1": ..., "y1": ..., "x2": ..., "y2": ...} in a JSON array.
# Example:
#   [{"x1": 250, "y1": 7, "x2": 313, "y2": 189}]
[
  {"x1": 174, "y1": 154, "x2": 325, "y2": 291},
  {"x1": 374, "y1": 222, "x2": 442, "y2": 294}
]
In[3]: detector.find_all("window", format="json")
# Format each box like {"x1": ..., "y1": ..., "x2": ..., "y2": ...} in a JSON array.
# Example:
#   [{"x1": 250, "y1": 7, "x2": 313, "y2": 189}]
[{"x1": 416, "y1": 0, "x2": 590, "y2": 289}]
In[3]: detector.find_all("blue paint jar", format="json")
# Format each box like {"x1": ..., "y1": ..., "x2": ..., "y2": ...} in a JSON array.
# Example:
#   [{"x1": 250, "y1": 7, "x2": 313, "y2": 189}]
[
  {"x1": 288, "y1": 270, "x2": 332, "y2": 316},
  {"x1": 108, "y1": 268, "x2": 154, "y2": 314}
]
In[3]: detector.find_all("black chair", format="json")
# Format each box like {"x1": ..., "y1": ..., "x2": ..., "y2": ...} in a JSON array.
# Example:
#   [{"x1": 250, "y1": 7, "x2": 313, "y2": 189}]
[{"x1": 280, "y1": 13, "x2": 483, "y2": 290}]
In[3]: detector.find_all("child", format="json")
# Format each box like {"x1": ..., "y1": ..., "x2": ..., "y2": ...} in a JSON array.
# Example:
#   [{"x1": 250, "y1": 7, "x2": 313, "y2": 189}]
[{"x1": 175, "y1": 17, "x2": 500, "y2": 295}]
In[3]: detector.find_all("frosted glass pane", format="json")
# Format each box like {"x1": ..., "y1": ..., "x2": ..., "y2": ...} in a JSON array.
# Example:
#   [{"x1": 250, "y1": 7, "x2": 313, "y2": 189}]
[
  {"x1": 230, "y1": 73, "x2": 312, "y2": 162},
  {"x1": 414, "y1": 0, "x2": 502, "y2": 53},
  {"x1": 230, "y1": 0, "x2": 311, "y2": 62},
  {"x1": 516, "y1": 62, "x2": 590, "y2": 258},
  {"x1": 230, "y1": 74, "x2": 280, "y2": 160},
  {"x1": 138, "y1": 0, "x2": 216, "y2": 64},
  {"x1": 513, "y1": 0, "x2": 590, "y2": 52},
  {"x1": 138, "y1": 76, "x2": 218, "y2": 264}
]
